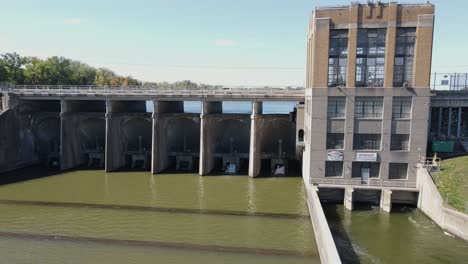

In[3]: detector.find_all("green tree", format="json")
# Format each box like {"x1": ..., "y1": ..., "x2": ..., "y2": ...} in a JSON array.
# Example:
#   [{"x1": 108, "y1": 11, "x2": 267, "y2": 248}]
[
  {"x1": 94, "y1": 68, "x2": 117, "y2": 86},
  {"x1": 68, "y1": 61, "x2": 96, "y2": 85},
  {"x1": 0, "y1": 53, "x2": 26, "y2": 84}
]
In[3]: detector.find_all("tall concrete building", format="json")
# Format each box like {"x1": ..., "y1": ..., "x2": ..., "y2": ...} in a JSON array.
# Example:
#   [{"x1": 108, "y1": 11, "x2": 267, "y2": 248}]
[{"x1": 303, "y1": 2, "x2": 435, "y2": 193}]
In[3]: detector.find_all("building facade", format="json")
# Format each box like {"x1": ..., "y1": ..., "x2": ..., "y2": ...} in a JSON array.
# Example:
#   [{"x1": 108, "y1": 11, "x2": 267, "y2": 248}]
[{"x1": 303, "y1": 2, "x2": 435, "y2": 189}]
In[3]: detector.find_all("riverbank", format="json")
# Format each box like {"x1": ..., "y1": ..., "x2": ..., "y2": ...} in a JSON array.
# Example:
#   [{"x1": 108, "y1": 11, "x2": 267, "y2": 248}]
[{"x1": 432, "y1": 155, "x2": 468, "y2": 212}]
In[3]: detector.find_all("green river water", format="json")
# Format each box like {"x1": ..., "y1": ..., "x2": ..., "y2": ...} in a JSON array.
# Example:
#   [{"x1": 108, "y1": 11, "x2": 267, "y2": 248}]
[
  {"x1": 0, "y1": 168, "x2": 467, "y2": 263},
  {"x1": 0, "y1": 168, "x2": 318, "y2": 264}
]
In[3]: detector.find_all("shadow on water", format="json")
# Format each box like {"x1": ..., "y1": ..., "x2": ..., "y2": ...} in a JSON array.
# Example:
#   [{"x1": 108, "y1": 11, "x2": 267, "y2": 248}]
[
  {"x1": 0, "y1": 166, "x2": 62, "y2": 186},
  {"x1": 322, "y1": 203, "x2": 361, "y2": 264}
]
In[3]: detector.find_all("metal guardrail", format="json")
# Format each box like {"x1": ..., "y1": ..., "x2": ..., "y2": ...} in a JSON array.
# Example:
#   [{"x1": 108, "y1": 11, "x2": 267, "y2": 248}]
[
  {"x1": 0, "y1": 85, "x2": 305, "y2": 99},
  {"x1": 431, "y1": 73, "x2": 468, "y2": 91},
  {"x1": 311, "y1": 178, "x2": 416, "y2": 189}
]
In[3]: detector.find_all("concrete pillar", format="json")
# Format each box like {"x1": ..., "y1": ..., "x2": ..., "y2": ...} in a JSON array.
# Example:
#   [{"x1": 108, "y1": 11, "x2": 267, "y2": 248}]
[
  {"x1": 311, "y1": 18, "x2": 330, "y2": 88},
  {"x1": 199, "y1": 101, "x2": 222, "y2": 175},
  {"x1": 344, "y1": 187, "x2": 354, "y2": 211},
  {"x1": 437, "y1": 107, "x2": 442, "y2": 137},
  {"x1": 151, "y1": 111, "x2": 167, "y2": 174},
  {"x1": 104, "y1": 100, "x2": 117, "y2": 172},
  {"x1": 152, "y1": 101, "x2": 183, "y2": 174},
  {"x1": 448, "y1": 107, "x2": 452, "y2": 137},
  {"x1": 60, "y1": 100, "x2": 67, "y2": 170},
  {"x1": 381, "y1": 96, "x2": 393, "y2": 150},
  {"x1": 248, "y1": 101, "x2": 263, "y2": 177},
  {"x1": 60, "y1": 100, "x2": 80, "y2": 170},
  {"x1": 346, "y1": 3, "x2": 358, "y2": 88},
  {"x1": 413, "y1": 14, "x2": 435, "y2": 88},
  {"x1": 383, "y1": 2, "x2": 398, "y2": 88},
  {"x1": 457, "y1": 107, "x2": 462, "y2": 138},
  {"x1": 380, "y1": 189, "x2": 393, "y2": 213}
]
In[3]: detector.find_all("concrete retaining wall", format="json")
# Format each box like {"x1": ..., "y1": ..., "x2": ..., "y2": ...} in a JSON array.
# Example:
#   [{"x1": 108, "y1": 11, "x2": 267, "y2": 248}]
[
  {"x1": 417, "y1": 167, "x2": 468, "y2": 241},
  {"x1": 303, "y1": 173, "x2": 341, "y2": 264}
]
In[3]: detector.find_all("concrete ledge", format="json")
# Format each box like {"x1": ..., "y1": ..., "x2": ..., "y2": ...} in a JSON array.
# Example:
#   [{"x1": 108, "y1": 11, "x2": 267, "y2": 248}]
[
  {"x1": 303, "y1": 179, "x2": 341, "y2": 264},
  {"x1": 417, "y1": 167, "x2": 468, "y2": 241}
]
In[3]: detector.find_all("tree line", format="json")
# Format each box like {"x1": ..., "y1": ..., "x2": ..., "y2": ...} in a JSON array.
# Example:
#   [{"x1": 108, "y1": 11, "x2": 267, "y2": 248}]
[{"x1": 0, "y1": 53, "x2": 221, "y2": 89}]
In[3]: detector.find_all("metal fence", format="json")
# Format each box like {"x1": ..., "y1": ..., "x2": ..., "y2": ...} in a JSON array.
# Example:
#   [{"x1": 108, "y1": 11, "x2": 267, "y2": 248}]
[
  {"x1": 431, "y1": 73, "x2": 468, "y2": 91},
  {"x1": 312, "y1": 178, "x2": 416, "y2": 189},
  {"x1": 0, "y1": 84, "x2": 305, "y2": 98}
]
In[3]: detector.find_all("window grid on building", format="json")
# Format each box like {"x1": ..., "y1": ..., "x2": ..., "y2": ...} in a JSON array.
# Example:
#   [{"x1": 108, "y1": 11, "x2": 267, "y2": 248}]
[
  {"x1": 390, "y1": 134, "x2": 410, "y2": 151},
  {"x1": 352, "y1": 162, "x2": 381, "y2": 178},
  {"x1": 325, "y1": 161, "x2": 344, "y2": 177},
  {"x1": 356, "y1": 29, "x2": 387, "y2": 87},
  {"x1": 327, "y1": 133, "x2": 345, "y2": 149},
  {"x1": 328, "y1": 30, "x2": 348, "y2": 87},
  {"x1": 327, "y1": 97, "x2": 346, "y2": 118},
  {"x1": 353, "y1": 134, "x2": 381, "y2": 150},
  {"x1": 392, "y1": 97, "x2": 412, "y2": 119},
  {"x1": 355, "y1": 97, "x2": 383, "y2": 118},
  {"x1": 393, "y1": 28, "x2": 416, "y2": 87},
  {"x1": 389, "y1": 163, "x2": 408, "y2": 180}
]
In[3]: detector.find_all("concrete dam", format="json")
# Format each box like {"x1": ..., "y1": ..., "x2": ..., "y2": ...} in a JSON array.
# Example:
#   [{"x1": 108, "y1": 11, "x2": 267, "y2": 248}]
[{"x1": 0, "y1": 86, "x2": 304, "y2": 177}]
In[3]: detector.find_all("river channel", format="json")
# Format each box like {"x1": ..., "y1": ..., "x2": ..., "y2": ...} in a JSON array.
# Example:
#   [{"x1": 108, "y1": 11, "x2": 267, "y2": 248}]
[{"x1": 0, "y1": 168, "x2": 318, "y2": 263}]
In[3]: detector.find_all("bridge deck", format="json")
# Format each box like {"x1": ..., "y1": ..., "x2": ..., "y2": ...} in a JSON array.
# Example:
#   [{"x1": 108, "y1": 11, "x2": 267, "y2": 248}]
[{"x1": 1, "y1": 86, "x2": 305, "y2": 101}]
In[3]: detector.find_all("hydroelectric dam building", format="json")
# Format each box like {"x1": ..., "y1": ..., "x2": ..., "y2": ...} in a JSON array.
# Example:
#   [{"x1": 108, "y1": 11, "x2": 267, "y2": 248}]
[{"x1": 0, "y1": 1, "x2": 468, "y2": 262}]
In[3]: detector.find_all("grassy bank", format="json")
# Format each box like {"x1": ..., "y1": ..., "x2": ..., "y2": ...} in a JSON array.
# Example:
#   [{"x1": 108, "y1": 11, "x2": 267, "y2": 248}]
[{"x1": 433, "y1": 156, "x2": 468, "y2": 213}]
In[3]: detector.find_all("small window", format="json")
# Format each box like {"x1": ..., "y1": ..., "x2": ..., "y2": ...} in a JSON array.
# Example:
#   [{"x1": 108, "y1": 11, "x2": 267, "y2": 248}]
[
  {"x1": 392, "y1": 97, "x2": 412, "y2": 119},
  {"x1": 327, "y1": 97, "x2": 346, "y2": 118},
  {"x1": 389, "y1": 163, "x2": 408, "y2": 180},
  {"x1": 327, "y1": 133, "x2": 344, "y2": 149},
  {"x1": 441, "y1": 80, "x2": 449, "y2": 85},
  {"x1": 352, "y1": 162, "x2": 380, "y2": 178},
  {"x1": 391, "y1": 134, "x2": 410, "y2": 151},
  {"x1": 298, "y1": 129, "x2": 304, "y2": 142},
  {"x1": 325, "y1": 161, "x2": 344, "y2": 177},
  {"x1": 355, "y1": 97, "x2": 383, "y2": 118},
  {"x1": 353, "y1": 134, "x2": 381, "y2": 150}
]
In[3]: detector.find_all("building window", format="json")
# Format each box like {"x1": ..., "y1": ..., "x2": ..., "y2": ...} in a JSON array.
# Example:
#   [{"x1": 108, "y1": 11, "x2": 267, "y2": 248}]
[
  {"x1": 325, "y1": 161, "x2": 343, "y2": 177},
  {"x1": 327, "y1": 97, "x2": 346, "y2": 118},
  {"x1": 356, "y1": 29, "x2": 387, "y2": 87},
  {"x1": 328, "y1": 30, "x2": 348, "y2": 87},
  {"x1": 393, "y1": 28, "x2": 416, "y2": 87},
  {"x1": 389, "y1": 163, "x2": 408, "y2": 180},
  {"x1": 298, "y1": 129, "x2": 304, "y2": 142},
  {"x1": 391, "y1": 134, "x2": 410, "y2": 151},
  {"x1": 352, "y1": 162, "x2": 380, "y2": 178},
  {"x1": 355, "y1": 97, "x2": 383, "y2": 118},
  {"x1": 392, "y1": 97, "x2": 412, "y2": 119},
  {"x1": 353, "y1": 134, "x2": 381, "y2": 150},
  {"x1": 327, "y1": 133, "x2": 344, "y2": 149}
]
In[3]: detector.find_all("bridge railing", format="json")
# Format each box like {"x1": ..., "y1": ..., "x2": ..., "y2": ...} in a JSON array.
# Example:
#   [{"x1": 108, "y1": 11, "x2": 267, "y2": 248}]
[
  {"x1": 311, "y1": 178, "x2": 417, "y2": 189},
  {"x1": 431, "y1": 73, "x2": 468, "y2": 91},
  {"x1": 0, "y1": 85, "x2": 305, "y2": 97}
]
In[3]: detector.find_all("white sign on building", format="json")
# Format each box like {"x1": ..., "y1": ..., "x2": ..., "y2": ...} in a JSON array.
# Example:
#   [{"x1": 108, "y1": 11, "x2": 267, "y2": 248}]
[
  {"x1": 356, "y1": 152, "x2": 378, "y2": 162},
  {"x1": 327, "y1": 151, "x2": 343, "y2": 161}
]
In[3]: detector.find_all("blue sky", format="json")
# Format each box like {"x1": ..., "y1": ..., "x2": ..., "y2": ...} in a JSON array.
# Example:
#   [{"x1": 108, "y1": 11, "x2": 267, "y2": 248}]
[{"x1": 0, "y1": 0, "x2": 466, "y2": 86}]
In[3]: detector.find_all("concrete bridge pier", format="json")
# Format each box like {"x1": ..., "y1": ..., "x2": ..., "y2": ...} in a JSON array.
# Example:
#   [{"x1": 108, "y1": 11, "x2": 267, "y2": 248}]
[
  {"x1": 60, "y1": 100, "x2": 84, "y2": 171},
  {"x1": 199, "y1": 101, "x2": 222, "y2": 175},
  {"x1": 248, "y1": 101, "x2": 263, "y2": 177},
  {"x1": 380, "y1": 189, "x2": 393, "y2": 213},
  {"x1": 61, "y1": 100, "x2": 106, "y2": 170},
  {"x1": 105, "y1": 100, "x2": 151, "y2": 172},
  {"x1": 344, "y1": 187, "x2": 354, "y2": 211},
  {"x1": 151, "y1": 100, "x2": 184, "y2": 174}
]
